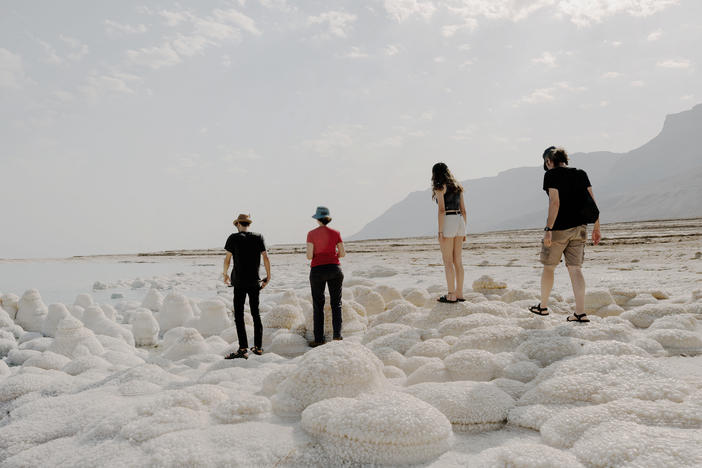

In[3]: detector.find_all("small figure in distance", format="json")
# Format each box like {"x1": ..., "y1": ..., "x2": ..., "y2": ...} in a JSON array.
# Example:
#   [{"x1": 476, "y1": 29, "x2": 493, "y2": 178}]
[
  {"x1": 431, "y1": 162, "x2": 468, "y2": 304},
  {"x1": 306, "y1": 206, "x2": 346, "y2": 347},
  {"x1": 223, "y1": 213, "x2": 271, "y2": 359},
  {"x1": 529, "y1": 147, "x2": 601, "y2": 323}
]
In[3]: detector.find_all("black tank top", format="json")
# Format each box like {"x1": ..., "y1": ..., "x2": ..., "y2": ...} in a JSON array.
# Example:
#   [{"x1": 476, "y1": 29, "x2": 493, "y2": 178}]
[{"x1": 444, "y1": 190, "x2": 460, "y2": 211}]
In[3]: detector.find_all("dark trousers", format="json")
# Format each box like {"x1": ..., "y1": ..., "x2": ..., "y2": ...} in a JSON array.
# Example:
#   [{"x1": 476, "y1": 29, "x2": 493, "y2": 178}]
[
  {"x1": 309, "y1": 264, "x2": 344, "y2": 342},
  {"x1": 233, "y1": 285, "x2": 262, "y2": 349}
]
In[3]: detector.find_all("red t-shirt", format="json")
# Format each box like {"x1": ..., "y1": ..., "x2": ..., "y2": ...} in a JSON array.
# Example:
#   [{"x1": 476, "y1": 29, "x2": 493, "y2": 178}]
[{"x1": 307, "y1": 226, "x2": 343, "y2": 268}]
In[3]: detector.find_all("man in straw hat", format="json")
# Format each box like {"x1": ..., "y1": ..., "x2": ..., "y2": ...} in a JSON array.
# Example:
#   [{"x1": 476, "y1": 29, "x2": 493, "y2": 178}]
[{"x1": 223, "y1": 213, "x2": 271, "y2": 359}]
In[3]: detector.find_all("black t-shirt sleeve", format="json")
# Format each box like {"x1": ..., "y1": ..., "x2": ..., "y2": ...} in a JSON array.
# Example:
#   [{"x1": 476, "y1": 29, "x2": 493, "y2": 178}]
[
  {"x1": 224, "y1": 234, "x2": 235, "y2": 253},
  {"x1": 581, "y1": 170, "x2": 592, "y2": 188},
  {"x1": 259, "y1": 234, "x2": 266, "y2": 253},
  {"x1": 543, "y1": 170, "x2": 556, "y2": 193}
]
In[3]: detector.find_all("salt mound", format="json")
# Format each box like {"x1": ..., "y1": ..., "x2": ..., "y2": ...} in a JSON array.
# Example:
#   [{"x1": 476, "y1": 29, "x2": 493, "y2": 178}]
[
  {"x1": 472, "y1": 443, "x2": 584, "y2": 468},
  {"x1": 374, "y1": 284, "x2": 402, "y2": 303},
  {"x1": 610, "y1": 288, "x2": 637, "y2": 306},
  {"x1": 41, "y1": 304, "x2": 71, "y2": 338},
  {"x1": 15, "y1": 289, "x2": 48, "y2": 333},
  {"x1": 444, "y1": 349, "x2": 498, "y2": 381},
  {"x1": 161, "y1": 328, "x2": 211, "y2": 361},
  {"x1": 647, "y1": 328, "x2": 702, "y2": 354},
  {"x1": 132, "y1": 308, "x2": 160, "y2": 347},
  {"x1": 450, "y1": 325, "x2": 526, "y2": 354},
  {"x1": 472, "y1": 275, "x2": 507, "y2": 295},
  {"x1": 515, "y1": 335, "x2": 585, "y2": 367},
  {"x1": 1, "y1": 293, "x2": 19, "y2": 319},
  {"x1": 62, "y1": 354, "x2": 112, "y2": 375},
  {"x1": 622, "y1": 303, "x2": 689, "y2": 328},
  {"x1": 22, "y1": 351, "x2": 71, "y2": 370},
  {"x1": 353, "y1": 287, "x2": 386, "y2": 315},
  {"x1": 437, "y1": 314, "x2": 507, "y2": 337},
  {"x1": 48, "y1": 316, "x2": 105, "y2": 358},
  {"x1": 82, "y1": 305, "x2": 135, "y2": 346},
  {"x1": 301, "y1": 391, "x2": 453, "y2": 465},
  {"x1": 262, "y1": 303, "x2": 304, "y2": 330},
  {"x1": 502, "y1": 289, "x2": 538, "y2": 303},
  {"x1": 405, "y1": 360, "x2": 449, "y2": 386},
  {"x1": 268, "y1": 331, "x2": 309, "y2": 356},
  {"x1": 406, "y1": 339, "x2": 450, "y2": 359},
  {"x1": 0, "y1": 359, "x2": 9, "y2": 376},
  {"x1": 141, "y1": 288, "x2": 164, "y2": 312},
  {"x1": 406, "y1": 381, "x2": 515, "y2": 432},
  {"x1": 212, "y1": 393, "x2": 271, "y2": 424},
  {"x1": 271, "y1": 341, "x2": 387, "y2": 416},
  {"x1": 371, "y1": 301, "x2": 417, "y2": 326},
  {"x1": 626, "y1": 293, "x2": 659, "y2": 308},
  {"x1": 649, "y1": 314, "x2": 698, "y2": 331},
  {"x1": 159, "y1": 292, "x2": 195, "y2": 333},
  {"x1": 580, "y1": 340, "x2": 650, "y2": 357},
  {"x1": 74, "y1": 293, "x2": 94, "y2": 309},
  {"x1": 502, "y1": 360, "x2": 541, "y2": 383},
  {"x1": 364, "y1": 326, "x2": 422, "y2": 354},
  {"x1": 584, "y1": 289, "x2": 615, "y2": 314},
  {"x1": 187, "y1": 300, "x2": 233, "y2": 337},
  {"x1": 403, "y1": 288, "x2": 431, "y2": 307},
  {"x1": 541, "y1": 397, "x2": 702, "y2": 449}
]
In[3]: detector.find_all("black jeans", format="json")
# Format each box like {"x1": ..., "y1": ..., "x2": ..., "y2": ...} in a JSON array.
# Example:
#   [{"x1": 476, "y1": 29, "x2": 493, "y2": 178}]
[
  {"x1": 233, "y1": 285, "x2": 262, "y2": 349},
  {"x1": 309, "y1": 264, "x2": 344, "y2": 342}
]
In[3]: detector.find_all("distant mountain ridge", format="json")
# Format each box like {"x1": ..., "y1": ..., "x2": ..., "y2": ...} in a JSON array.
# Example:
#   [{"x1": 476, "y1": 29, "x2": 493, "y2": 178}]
[{"x1": 350, "y1": 104, "x2": 702, "y2": 240}]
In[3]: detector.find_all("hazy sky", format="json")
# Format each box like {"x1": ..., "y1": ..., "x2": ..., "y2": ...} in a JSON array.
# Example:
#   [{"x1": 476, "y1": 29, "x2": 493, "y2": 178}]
[{"x1": 1, "y1": 0, "x2": 700, "y2": 258}]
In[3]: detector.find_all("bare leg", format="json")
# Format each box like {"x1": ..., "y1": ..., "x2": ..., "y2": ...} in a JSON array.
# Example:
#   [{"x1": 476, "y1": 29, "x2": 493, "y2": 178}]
[
  {"x1": 440, "y1": 236, "x2": 456, "y2": 300},
  {"x1": 452, "y1": 236, "x2": 465, "y2": 299},
  {"x1": 540, "y1": 265, "x2": 556, "y2": 308},
  {"x1": 567, "y1": 265, "x2": 586, "y2": 317}
]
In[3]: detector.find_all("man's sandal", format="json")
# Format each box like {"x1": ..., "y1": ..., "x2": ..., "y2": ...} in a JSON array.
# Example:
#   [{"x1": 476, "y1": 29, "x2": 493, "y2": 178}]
[
  {"x1": 567, "y1": 313, "x2": 590, "y2": 323},
  {"x1": 528, "y1": 303, "x2": 549, "y2": 316},
  {"x1": 250, "y1": 346, "x2": 263, "y2": 355}
]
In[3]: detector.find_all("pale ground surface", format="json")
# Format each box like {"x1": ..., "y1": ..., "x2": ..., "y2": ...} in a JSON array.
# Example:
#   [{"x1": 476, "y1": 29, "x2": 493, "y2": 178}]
[{"x1": 0, "y1": 218, "x2": 700, "y2": 467}]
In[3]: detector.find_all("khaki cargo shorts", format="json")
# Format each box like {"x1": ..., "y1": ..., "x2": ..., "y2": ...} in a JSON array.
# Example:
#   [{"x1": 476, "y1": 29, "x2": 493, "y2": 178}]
[{"x1": 540, "y1": 225, "x2": 587, "y2": 267}]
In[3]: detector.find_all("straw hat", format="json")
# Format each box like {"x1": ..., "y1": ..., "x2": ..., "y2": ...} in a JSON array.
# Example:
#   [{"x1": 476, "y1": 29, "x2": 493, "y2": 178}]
[{"x1": 233, "y1": 213, "x2": 252, "y2": 226}]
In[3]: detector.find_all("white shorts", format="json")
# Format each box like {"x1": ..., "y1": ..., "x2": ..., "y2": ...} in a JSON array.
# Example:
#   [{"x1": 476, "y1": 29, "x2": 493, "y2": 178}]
[{"x1": 443, "y1": 214, "x2": 466, "y2": 238}]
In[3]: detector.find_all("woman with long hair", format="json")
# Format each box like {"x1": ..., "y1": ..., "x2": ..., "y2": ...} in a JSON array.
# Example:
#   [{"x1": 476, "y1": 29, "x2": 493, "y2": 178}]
[{"x1": 432, "y1": 162, "x2": 467, "y2": 303}]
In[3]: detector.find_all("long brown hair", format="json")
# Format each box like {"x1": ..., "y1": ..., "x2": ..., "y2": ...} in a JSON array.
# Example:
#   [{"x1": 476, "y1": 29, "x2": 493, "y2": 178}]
[{"x1": 431, "y1": 162, "x2": 463, "y2": 200}]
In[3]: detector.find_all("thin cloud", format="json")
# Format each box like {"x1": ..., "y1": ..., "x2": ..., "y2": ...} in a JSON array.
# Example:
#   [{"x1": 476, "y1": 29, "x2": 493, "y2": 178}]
[
  {"x1": 0, "y1": 48, "x2": 27, "y2": 88},
  {"x1": 104, "y1": 20, "x2": 148, "y2": 36},
  {"x1": 657, "y1": 58, "x2": 691, "y2": 69},
  {"x1": 308, "y1": 10, "x2": 357, "y2": 38},
  {"x1": 532, "y1": 51, "x2": 557, "y2": 67},
  {"x1": 126, "y1": 43, "x2": 182, "y2": 69},
  {"x1": 383, "y1": 0, "x2": 436, "y2": 23},
  {"x1": 647, "y1": 29, "x2": 663, "y2": 41}
]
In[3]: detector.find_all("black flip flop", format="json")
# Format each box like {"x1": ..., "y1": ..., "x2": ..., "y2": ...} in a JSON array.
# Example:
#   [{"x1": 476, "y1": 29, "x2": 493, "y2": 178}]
[
  {"x1": 567, "y1": 313, "x2": 590, "y2": 323},
  {"x1": 456, "y1": 298, "x2": 467, "y2": 302},
  {"x1": 528, "y1": 303, "x2": 549, "y2": 316},
  {"x1": 438, "y1": 295, "x2": 458, "y2": 303}
]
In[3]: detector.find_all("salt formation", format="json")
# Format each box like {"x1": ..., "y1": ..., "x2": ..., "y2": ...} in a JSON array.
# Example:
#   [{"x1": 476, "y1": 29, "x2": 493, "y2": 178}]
[
  {"x1": 622, "y1": 303, "x2": 689, "y2": 328},
  {"x1": 472, "y1": 275, "x2": 507, "y2": 295},
  {"x1": 186, "y1": 300, "x2": 232, "y2": 337},
  {"x1": 402, "y1": 288, "x2": 431, "y2": 307},
  {"x1": 141, "y1": 288, "x2": 164, "y2": 312},
  {"x1": 268, "y1": 331, "x2": 309, "y2": 356},
  {"x1": 212, "y1": 393, "x2": 272, "y2": 424},
  {"x1": 74, "y1": 293, "x2": 94, "y2": 309},
  {"x1": 374, "y1": 284, "x2": 402, "y2": 303},
  {"x1": 15, "y1": 289, "x2": 48, "y2": 332},
  {"x1": 48, "y1": 316, "x2": 105, "y2": 358},
  {"x1": 131, "y1": 308, "x2": 160, "y2": 347},
  {"x1": 406, "y1": 338, "x2": 451, "y2": 359},
  {"x1": 158, "y1": 292, "x2": 195, "y2": 333},
  {"x1": 437, "y1": 314, "x2": 507, "y2": 336},
  {"x1": 82, "y1": 305, "x2": 135, "y2": 346},
  {"x1": 262, "y1": 304, "x2": 304, "y2": 330},
  {"x1": 1, "y1": 293, "x2": 19, "y2": 319},
  {"x1": 363, "y1": 325, "x2": 421, "y2": 354},
  {"x1": 272, "y1": 341, "x2": 387, "y2": 416},
  {"x1": 353, "y1": 286, "x2": 386, "y2": 315},
  {"x1": 406, "y1": 381, "x2": 515, "y2": 432},
  {"x1": 449, "y1": 325, "x2": 525, "y2": 354},
  {"x1": 405, "y1": 360, "x2": 449, "y2": 385},
  {"x1": 22, "y1": 351, "x2": 71, "y2": 371},
  {"x1": 444, "y1": 349, "x2": 499, "y2": 381},
  {"x1": 501, "y1": 289, "x2": 538, "y2": 303},
  {"x1": 515, "y1": 336, "x2": 585, "y2": 367},
  {"x1": 41, "y1": 303, "x2": 71, "y2": 338},
  {"x1": 647, "y1": 328, "x2": 702, "y2": 354},
  {"x1": 301, "y1": 392, "x2": 453, "y2": 465},
  {"x1": 371, "y1": 301, "x2": 418, "y2": 326},
  {"x1": 473, "y1": 443, "x2": 584, "y2": 468},
  {"x1": 161, "y1": 328, "x2": 211, "y2": 361}
]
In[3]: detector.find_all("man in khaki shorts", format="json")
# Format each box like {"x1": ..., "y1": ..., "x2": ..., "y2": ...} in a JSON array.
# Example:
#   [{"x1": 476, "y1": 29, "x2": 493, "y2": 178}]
[{"x1": 529, "y1": 147, "x2": 601, "y2": 323}]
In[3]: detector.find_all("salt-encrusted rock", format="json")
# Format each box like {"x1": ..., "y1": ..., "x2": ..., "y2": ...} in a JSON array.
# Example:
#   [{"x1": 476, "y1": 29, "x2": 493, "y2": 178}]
[
  {"x1": 508, "y1": 404, "x2": 572, "y2": 431},
  {"x1": 364, "y1": 327, "x2": 422, "y2": 354},
  {"x1": 444, "y1": 349, "x2": 499, "y2": 381},
  {"x1": 0, "y1": 335, "x2": 17, "y2": 358},
  {"x1": 649, "y1": 289, "x2": 671, "y2": 300},
  {"x1": 502, "y1": 289, "x2": 538, "y2": 303},
  {"x1": 15, "y1": 289, "x2": 48, "y2": 333},
  {"x1": 159, "y1": 292, "x2": 195, "y2": 333},
  {"x1": 622, "y1": 303, "x2": 689, "y2": 328},
  {"x1": 580, "y1": 340, "x2": 650, "y2": 357},
  {"x1": 403, "y1": 288, "x2": 431, "y2": 307},
  {"x1": 22, "y1": 351, "x2": 71, "y2": 370},
  {"x1": 62, "y1": 354, "x2": 113, "y2": 375},
  {"x1": 405, "y1": 360, "x2": 450, "y2": 386},
  {"x1": 472, "y1": 275, "x2": 507, "y2": 295},
  {"x1": 541, "y1": 397, "x2": 702, "y2": 449},
  {"x1": 0, "y1": 359, "x2": 9, "y2": 376},
  {"x1": 42, "y1": 303, "x2": 71, "y2": 338},
  {"x1": 132, "y1": 308, "x2": 160, "y2": 347},
  {"x1": 426, "y1": 301, "x2": 471, "y2": 325},
  {"x1": 48, "y1": 316, "x2": 105, "y2": 358},
  {"x1": 6, "y1": 348, "x2": 41, "y2": 365},
  {"x1": 18, "y1": 336, "x2": 52, "y2": 351},
  {"x1": 82, "y1": 305, "x2": 135, "y2": 346},
  {"x1": 371, "y1": 301, "x2": 417, "y2": 326},
  {"x1": 372, "y1": 346, "x2": 406, "y2": 368},
  {"x1": 212, "y1": 393, "x2": 272, "y2": 424},
  {"x1": 354, "y1": 265, "x2": 398, "y2": 278},
  {"x1": 268, "y1": 331, "x2": 309, "y2": 356},
  {"x1": 162, "y1": 328, "x2": 211, "y2": 361},
  {"x1": 473, "y1": 443, "x2": 584, "y2": 468},
  {"x1": 1, "y1": 293, "x2": 19, "y2": 319},
  {"x1": 631, "y1": 337, "x2": 667, "y2": 357},
  {"x1": 374, "y1": 284, "x2": 402, "y2": 303},
  {"x1": 301, "y1": 392, "x2": 453, "y2": 465},
  {"x1": 101, "y1": 303, "x2": 118, "y2": 321},
  {"x1": 519, "y1": 355, "x2": 692, "y2": 406},
  {"x1": 584, "y1": 289, "x2": 615, "y2": 314},
  {"x1": 262, "y1": 304, "x2": 304, "y2": 330},
  {"x1": 450, "y1": 325, "x2": 526, "y2": 354},
  {"x1": 502, "y1": 360, "x2": 541, "y2": 383},
  {"x1": 272, "y1": 341, "x2": 387, "y2": 416},
  {"x1": 383, "y1": 365, "x2": 406, "y2": 380},
  {"x1": 592, "y1": 303, "x2": 626, "y2": 317},
  {"x1": 0, "y1": 307, "x2": 15, "y2": 328},
  {"x1": 353, "y1": 287, "x2": 385, "y2": 315},
  {"x1": 647, "y1": 328, "x2": 702, "y2": 354},
  {"x1": 74, "y1": 293, "x2": 94, "y2": 309},
  {"x1": 92, "y1": 281, "x2": 108, "y2": 290},
  {"x1": 492, "y1": 378, "x2": 527, "y2": 400},
  {"x1": 626, "y1": 293, "x2": 658, "y2": 308},
  {"x1": 515, "y1": 336, "x2": 585, "y2": 367},
  {"x1": 437, "y1": 314, "x2": 507, "y2": 337},
  {"x1": 260, "y1": 364, "x2": 297, "y2": 396},
  {"x1": 406, "y1": 381, "x2": 515, "y2": 432},
  {"x1": 187, "y1": 300, "x2": 233, "y2": 337},
  {"x1": 406, "y1": 338, "x2": 451, "y2": 359},
  {"x1": 609, "y1": 288, "x2": 638, "y2": 306},
  {"x1": 648, "y1": 314, "x2": 698, "y2": 331},
  {"x1": 572, "y1": 421, "x2": 702, "y2": 468},
  {"x1": 141, "y1": 288, "x2": 164, "y2": 312}
]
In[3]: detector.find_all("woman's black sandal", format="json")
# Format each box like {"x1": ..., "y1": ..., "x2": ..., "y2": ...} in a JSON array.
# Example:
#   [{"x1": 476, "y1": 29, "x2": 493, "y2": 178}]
[
  {"x1": 438, "y1": 295, "x2": 458, "y2": 303},
  {"x1": 528, "y1": 303, "x2": 549, "y2": 316},
  {"x1": 250, "y1": 346, "x2": 263, "y2": 355},
  {"x1": 567, "y1": 313, "x2": 590, "y2": 323}
]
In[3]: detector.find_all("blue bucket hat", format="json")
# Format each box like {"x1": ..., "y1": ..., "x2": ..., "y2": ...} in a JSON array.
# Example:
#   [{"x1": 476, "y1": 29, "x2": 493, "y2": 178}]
[{"x1": 312, "y1": 206, "x2": 331, "y2": 219}]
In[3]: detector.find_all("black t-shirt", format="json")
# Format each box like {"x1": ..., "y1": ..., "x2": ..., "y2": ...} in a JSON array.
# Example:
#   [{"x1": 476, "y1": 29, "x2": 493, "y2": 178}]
[
  {"x1": 224, "y1": 232, "x2": 266, "y2": 288},
  {"x1": 543, "y1": 167, "x2": 592, "y2": 231}
]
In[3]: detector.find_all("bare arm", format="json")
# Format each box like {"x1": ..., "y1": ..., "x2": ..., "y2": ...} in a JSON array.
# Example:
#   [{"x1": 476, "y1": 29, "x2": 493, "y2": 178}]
[
  {"x1": 435, "y1": 187, "x2": 446, "y2": 240},
  {"x1": 260, "y1": 251, "x2": 271, "y2": 288},
  {"x1": 337, "y1": 242, "x2": 346, "y2": 258},
  {"x1": 588, "y1": 187, "x2": 602, "y2": 245},
  {"x1": 223, "y1": 252, "x2": 232, "y2": 284},
  {"x1": 544, "y1": 188, "x2": 560, "y2": 247},
  {"x1": 306, "y1": 242, "x2": 314, "y2": 260}
]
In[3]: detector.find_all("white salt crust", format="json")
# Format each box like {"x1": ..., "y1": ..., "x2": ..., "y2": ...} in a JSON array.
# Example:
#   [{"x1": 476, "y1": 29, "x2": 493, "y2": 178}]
[
  {"x1": 301, "y1": 392, "x2": 453, "y2": 465},
  {"x1": 470, "y1": 442, "x2": 584, "y2": 468}
]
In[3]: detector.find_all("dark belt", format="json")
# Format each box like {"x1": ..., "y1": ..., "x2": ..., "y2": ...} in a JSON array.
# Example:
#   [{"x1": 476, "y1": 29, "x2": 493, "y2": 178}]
[{"x1": 445, "y1": 210, "x2": 461, "y2": 215}]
